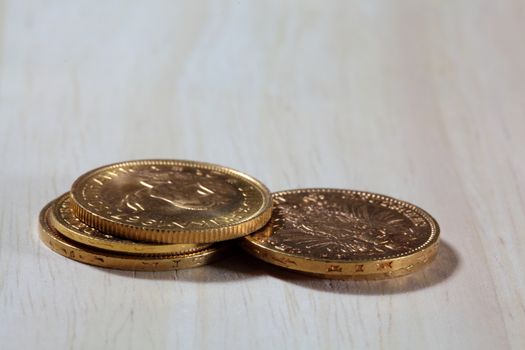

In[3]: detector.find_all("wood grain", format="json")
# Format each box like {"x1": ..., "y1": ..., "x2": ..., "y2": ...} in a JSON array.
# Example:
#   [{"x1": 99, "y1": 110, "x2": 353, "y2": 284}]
[{"x1": 0, "y1": 1, "x2": 524, "y2": 349}]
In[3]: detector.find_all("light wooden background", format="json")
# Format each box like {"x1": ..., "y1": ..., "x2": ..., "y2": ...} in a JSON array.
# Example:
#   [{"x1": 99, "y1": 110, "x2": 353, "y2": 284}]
[{"x1": 1, "y1": 1, "x2": 524, "y2": 349}]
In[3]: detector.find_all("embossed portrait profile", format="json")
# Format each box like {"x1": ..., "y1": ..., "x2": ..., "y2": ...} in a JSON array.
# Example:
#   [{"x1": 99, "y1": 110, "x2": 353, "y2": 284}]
[{"x1": 115, "y1": 169, "x2": 240, "y2": 215}]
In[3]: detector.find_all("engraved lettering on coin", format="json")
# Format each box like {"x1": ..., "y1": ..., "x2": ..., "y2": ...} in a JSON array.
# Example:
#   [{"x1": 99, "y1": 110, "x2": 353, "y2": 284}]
[{"x1": 264, "y1": 191, "x2": 433, "y2": 260}]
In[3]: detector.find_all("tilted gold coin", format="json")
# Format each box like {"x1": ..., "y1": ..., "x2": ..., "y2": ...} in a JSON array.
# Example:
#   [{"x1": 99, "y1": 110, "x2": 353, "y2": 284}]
[
  {"x1": 49, "y1": 193, "x2": 210, "y2": 254},
  {"x1": 39, "y1": 200, "x2": 231, "y2": 271},
  {"x1": 70, "y1": 160, "x2": 272, "y2": 244},
  {"x1": 241, "y1": 189, "x2": 440, "y2": 279}
]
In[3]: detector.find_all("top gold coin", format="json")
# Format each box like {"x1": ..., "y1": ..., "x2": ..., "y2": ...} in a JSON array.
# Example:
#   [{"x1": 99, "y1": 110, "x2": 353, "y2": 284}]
[{"x1": 70, "y1": 160, "x2": 272, "y2": 243}]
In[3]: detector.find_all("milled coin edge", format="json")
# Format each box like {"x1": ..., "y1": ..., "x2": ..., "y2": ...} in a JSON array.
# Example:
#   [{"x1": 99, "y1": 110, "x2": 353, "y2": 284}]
[
  {"x1": 39, "y1": 199, "x2": 232, "y2": 270},
  {"x1": 50, "y1": 192, "x2": 211, "y2": 254}
]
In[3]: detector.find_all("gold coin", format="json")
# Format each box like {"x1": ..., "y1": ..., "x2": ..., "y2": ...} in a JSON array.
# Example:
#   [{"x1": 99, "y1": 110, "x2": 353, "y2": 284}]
[
  {"x1": 39, "y1": 200, "x2": 231, "y2": 271},
  {"x1": 70, "y1": 160, "x2": 272, "y2": 243},
  {"x1": 241, "y1": 189, "x2": 440, "y2": 279},
  {"x1": 49, "y1": 193, "x2": 210, "y2": 254}
]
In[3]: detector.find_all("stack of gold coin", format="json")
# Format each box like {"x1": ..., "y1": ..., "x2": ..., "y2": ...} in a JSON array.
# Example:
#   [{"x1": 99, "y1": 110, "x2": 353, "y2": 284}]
[
  {"x1": 39, "y1": 159, "x2": 440, "y2": 278},
  {"x1": 38, "y1": 160, "x2": 272, "y2": 271}
]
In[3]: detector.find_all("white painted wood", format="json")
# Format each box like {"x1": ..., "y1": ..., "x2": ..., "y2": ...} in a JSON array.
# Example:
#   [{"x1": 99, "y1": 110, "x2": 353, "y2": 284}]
[{"x1": 1, "y1": 1, "x2": 524, "y2": 349}]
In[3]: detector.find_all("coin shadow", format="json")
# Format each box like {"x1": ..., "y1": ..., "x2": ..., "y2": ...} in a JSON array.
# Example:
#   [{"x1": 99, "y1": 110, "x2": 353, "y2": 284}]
[
  {"x1": 99, "y1": 246, "x2": 270, "y2": 283},
  {"x1": 264, "y1": 240, "x2": 460, "y2": 295},
  {"x1": 101, "y1": 241, "x2": 459, "y2": 291}
]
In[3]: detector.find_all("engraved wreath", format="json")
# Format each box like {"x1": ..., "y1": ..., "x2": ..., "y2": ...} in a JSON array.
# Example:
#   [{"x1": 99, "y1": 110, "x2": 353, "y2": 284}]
[{"x1": 268, "y1": 193, "x2": 423, "y2": 259}]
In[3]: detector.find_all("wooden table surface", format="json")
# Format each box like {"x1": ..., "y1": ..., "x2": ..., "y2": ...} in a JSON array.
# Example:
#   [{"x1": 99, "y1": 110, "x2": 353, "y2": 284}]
[{"x1": 1, "y1": 1, "x2": 524, "y2": 349}]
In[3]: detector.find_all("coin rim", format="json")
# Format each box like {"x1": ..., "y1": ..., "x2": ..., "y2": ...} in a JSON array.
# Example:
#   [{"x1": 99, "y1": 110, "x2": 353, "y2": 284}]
[
  {"x1": 39, "y1": 199, "x2": 231, "y2": 271},
  {"x1": 50, "y1": 192, "x2": 211, "y2": 254},
  {"x1": 70, "y1": 159, "x2": 272, "y2": 243},
  {"x1": 241, "y1": 188, "x2": 440, "y2": 278}
]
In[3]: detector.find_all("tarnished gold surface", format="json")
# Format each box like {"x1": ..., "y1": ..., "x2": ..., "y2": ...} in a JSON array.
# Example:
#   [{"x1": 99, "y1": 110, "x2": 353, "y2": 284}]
[
  {"x1": 241, "y1": 189, "x2": 440, "y2": 279},
  {"x1": 50, "y1": 193, "x2": 210, "y2": 254},
  {"x1": 70, "y1": 160, "x2": 272, "y2": 243},
  {"x1": 39, "y1": 200, "x2": 231, "y2": 271}
]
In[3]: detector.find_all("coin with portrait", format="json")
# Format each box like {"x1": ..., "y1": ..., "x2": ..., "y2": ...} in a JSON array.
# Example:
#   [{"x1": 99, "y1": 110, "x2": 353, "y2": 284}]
[{"x1": 70, "y1": 160, "x2": 272, "y2": 243}]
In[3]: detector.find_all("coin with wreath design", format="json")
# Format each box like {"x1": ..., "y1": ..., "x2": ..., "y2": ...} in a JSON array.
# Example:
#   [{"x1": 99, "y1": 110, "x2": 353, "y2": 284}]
[{"x1": 241, "y1": 189, "x2": 440, "y2": 279}]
